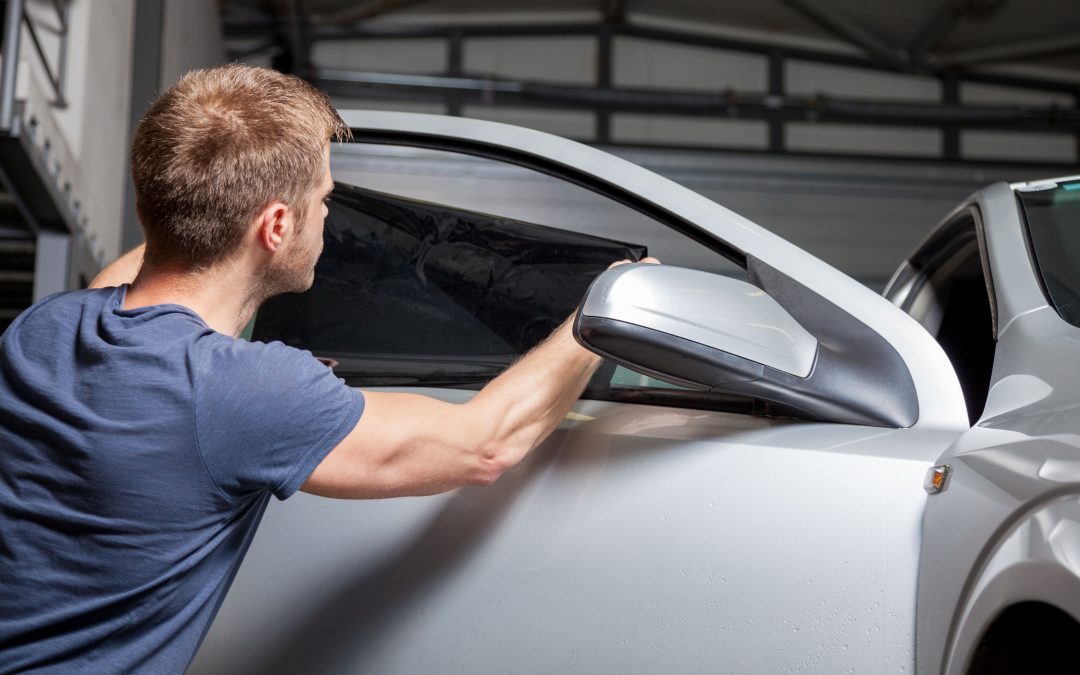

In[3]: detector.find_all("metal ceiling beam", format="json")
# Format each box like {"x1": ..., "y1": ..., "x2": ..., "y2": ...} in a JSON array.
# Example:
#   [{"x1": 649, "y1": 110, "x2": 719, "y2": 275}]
[
  {"x1": 775, "y1": 0, "x2": 910, "y2": 71},
  {"x1": 446, "y1": 28, "x2": 463, "y2": 116},
  {"x1": 907, "y1": 1, "x2": 965, "y2": 63},
  {"x1": 603, "y1": 0, "x2": 629, "y2": 24},
  {"x1": 225, "y1": 19, "x2": 601, "y2": 40},
  {"x1": 224, "y1": 17, "x2": 906, "y2": 82},
  {"x1": 221, "y1": 16, "x2": 1080, "y2": 93},
  {"x1": 768, "y1": 48, "x2": 786, "y2": 152},
  {"x1": 311, "y1": 0, "x2": 436, "y2": 27},
  {"x1": 289, "y1": 0, "x2": 311, "y2": 72},
  {"x1": 0, "y1": 226, "x2": 34, "y2": 239},
  {"x1": 219, "y1": 1, "x2": 272, "y2": 20},
  {"x1": 596, "y1": 21, "x2": 614, "y2": 142},
  {"x1": 942, "y1": 72, "x2": 960, "y2": 161},
  {"x1": 931, "y1": 32, "x2": 1080, "y2": 67},
  {"x1": 309, "y1": 68, "x2": 1080, "y2": 132},
  {"x1": 907, "y1": 0, "x2": 1013, "y2": 63}
]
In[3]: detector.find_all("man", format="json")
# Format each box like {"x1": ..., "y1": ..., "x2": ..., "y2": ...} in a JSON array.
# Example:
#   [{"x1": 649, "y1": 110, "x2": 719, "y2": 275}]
[{"x1": 0, "y1": 65, "x2": 652, "y2": 672}]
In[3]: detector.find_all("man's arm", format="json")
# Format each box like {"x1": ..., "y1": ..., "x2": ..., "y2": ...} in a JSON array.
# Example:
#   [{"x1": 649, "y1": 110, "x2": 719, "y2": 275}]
[
  {"x1": 89, "y1": 244, "x2": 145, "y2": 289},
  {"x1": 302, "y1": 315, "x2": 600, "y2": 499}
]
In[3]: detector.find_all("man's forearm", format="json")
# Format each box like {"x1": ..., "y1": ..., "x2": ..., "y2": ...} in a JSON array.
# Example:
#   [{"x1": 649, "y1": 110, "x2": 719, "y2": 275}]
[
  {"x1": 467, "y1": 315, "x2": 601, "y2": 471},
  {"x1": 89, "y1": 244, "x2": 145, "y2": 289},
  {"x1": 306, "y1": 315, "x2": 602, "y2": 498}
]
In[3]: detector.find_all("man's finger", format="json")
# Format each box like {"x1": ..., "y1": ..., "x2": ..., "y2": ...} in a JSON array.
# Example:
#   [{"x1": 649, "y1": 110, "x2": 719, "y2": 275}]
[{"x1": 608, "y1": 256, "x2": 662, "y2": 270}]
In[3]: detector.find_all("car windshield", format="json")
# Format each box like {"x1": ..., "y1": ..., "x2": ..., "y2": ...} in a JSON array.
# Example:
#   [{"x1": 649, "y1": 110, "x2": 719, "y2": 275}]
[{"x1": 1017, "y1": 180, "x2": 1080, "y2": 328}]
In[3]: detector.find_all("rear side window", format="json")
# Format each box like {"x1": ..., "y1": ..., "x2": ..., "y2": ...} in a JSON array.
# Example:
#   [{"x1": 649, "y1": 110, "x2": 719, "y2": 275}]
[{"x1": 1017, "y1": 181, "x2": 1080, "y2": 328}]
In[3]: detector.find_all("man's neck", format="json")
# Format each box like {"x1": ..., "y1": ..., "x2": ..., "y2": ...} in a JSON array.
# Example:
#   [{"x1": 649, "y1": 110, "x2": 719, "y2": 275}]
[{"x1": 124, "y1": 260, "x2": 261, "y2": 338}]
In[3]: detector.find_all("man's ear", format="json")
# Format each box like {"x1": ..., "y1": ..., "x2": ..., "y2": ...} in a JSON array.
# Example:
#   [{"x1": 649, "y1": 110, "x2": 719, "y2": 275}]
[{"x1": 255, "y1": 201, "x2": 291, "y2": 253}]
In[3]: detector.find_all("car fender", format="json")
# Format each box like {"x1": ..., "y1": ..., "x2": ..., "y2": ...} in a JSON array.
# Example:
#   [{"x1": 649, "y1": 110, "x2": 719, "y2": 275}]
[{"x1": 943, "y1": 495, "x2": 1080, "y2": 674}]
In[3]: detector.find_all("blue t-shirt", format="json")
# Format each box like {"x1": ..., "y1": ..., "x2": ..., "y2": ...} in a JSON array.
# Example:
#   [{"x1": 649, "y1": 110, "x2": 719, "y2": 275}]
[{"x1": 0, "y1": 286, "x2": 365, "y2": 673}]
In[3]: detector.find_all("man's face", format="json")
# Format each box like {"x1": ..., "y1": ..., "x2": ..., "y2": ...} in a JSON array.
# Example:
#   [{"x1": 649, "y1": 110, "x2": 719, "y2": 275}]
[{"x1": 263, "y1": 146, "x2": 333, "y2": 297}]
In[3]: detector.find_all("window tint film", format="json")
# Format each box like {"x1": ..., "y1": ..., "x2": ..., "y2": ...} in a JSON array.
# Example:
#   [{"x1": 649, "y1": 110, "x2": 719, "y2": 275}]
[
  {"x1": 1017, "y1": 181, "x2": 1080, "y2": 327},
  {"x1": 328, "y1": 144, "x2": 743, "y2": 276},
  {"x1": 253, "y1": 183, "x2": 645, "y2": 375}
]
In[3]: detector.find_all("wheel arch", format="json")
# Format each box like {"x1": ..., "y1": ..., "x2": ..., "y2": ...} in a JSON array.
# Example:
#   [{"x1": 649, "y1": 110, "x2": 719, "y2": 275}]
[{"x1": 944, "y1": 495, "x2": 1080, "y2": 674}]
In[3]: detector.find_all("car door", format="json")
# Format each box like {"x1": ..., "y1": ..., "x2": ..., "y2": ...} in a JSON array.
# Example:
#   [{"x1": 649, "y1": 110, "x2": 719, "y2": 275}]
[{"x1": 189, "y1": 112, "x2": 969, "y2": 675}]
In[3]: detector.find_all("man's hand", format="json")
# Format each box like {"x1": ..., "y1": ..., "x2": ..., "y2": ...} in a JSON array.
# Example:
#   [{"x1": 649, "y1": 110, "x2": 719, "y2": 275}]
[{"x1": 608, "y1": 256, "x2": 661, "y2": 270}]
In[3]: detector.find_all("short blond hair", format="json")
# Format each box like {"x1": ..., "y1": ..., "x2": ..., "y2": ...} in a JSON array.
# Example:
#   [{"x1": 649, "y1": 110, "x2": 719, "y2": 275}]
[{"x1": 130, "y1": 65, "x2": 350, "y2": 267}]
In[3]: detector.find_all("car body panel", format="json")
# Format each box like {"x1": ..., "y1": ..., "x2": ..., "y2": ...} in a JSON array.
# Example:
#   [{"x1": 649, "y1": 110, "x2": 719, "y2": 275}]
[
  {"x1": 907, "y1": 182, "x2": 1080, "y2": 673},
  {"x1": 191, "y1": 392, "x2": 959, "y2": 675},
  {"x1": 915, "y1": 305, "x2": 1080, "y2": 674}
]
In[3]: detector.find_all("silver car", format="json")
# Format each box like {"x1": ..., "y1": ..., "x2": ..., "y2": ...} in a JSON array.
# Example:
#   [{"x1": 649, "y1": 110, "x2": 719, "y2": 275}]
[{"x1": 190, "y1": 113, "x2": 1080, "y2": 674}]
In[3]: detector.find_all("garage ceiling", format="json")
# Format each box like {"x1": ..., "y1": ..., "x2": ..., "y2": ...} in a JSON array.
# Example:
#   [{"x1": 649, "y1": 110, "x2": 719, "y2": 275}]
[{"x1": 222, "y1": 0, "x2": 1080, "y2": 75}]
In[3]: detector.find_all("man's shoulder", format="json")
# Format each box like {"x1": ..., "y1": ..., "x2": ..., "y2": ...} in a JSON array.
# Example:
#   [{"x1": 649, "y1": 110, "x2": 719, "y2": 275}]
[
  {"x1": 190, "y1": 336, "x2": 330, "y2": 390},
  {"x1": 1, "y1": 287, "x2": 117, "y2": 349},
  {"x1": 193, "y1": 334, "x2": 316, "y2": 365},
  {"x1": 22, "y1": 286, "x2": 116, "y2": 317}
]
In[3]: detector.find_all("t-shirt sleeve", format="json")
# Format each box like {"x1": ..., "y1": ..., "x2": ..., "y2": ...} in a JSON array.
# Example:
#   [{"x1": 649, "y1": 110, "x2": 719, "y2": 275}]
[{"x1": 193, "y1": 338, "x2": 365, "y2": 501}]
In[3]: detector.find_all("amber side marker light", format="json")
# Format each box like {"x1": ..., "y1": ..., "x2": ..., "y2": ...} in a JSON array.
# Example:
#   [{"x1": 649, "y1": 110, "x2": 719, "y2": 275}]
[{"x1": 924, "y1": 465, "x2": 952, "y2": 494}]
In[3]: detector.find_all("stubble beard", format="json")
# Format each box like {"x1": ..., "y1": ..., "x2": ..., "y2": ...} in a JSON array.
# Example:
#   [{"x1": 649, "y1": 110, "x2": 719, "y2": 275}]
[{"x1": 249, "y1": 235, "x2": 322, "y2": 306}]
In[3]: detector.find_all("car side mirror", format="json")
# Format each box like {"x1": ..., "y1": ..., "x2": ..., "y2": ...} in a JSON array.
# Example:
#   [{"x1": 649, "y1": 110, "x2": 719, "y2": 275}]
[
  {"x1": 574, "y1": 262, "x2": 920, "y2": 428},
  {"x1": 574, "y1": 264, "x2": 818, "y2": 390}
]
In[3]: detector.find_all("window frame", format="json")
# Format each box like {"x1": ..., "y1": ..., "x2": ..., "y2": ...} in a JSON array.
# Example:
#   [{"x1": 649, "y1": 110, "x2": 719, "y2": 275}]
[
  {"x1": 336, "y1": 133, "x2": 745, "y2": 268},
  {"x1": 255, "y1": 139, "x2": 759, "y2": 415},
  {"x1": 889, "y1": 205, "x2": 998, "y2": 341},
  {"x1": 888, "y1": 205, "x2": 998, "y2": 425}
]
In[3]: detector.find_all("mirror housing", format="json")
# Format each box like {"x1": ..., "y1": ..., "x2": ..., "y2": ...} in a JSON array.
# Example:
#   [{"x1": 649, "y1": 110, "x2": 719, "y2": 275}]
[
  {"x1": 574, "y1": 262, "x2": 918, "y2": 428},
  {"x1": 575, "y1": 264, "x2": 817, "y2": 389}
]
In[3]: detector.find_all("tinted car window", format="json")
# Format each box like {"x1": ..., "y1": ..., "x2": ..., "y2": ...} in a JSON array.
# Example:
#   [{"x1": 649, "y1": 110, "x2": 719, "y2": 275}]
[
  {"x1": 1017, "y1": 181, "x2": 1080, "y2": 327},
  {"x1": 254, "y1": 184, "x2": 645, "y2": 383},
  {"x1": 254, "y1": 143, "x2": 753, "y2": 413}
]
